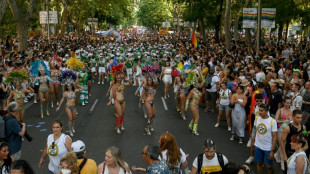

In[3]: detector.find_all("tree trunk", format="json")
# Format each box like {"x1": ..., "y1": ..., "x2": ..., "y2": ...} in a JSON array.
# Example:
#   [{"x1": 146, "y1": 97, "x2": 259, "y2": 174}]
[
  {"x1": 8, "y1": 0, "x2": 36, "y2": 52},
  {"x1": 284, "y1": 19, "x2": 289, "y2": 44},
  {"x1": 233, "y1": 9, "x2": 241, "y2": 41},
  {"x1": 61, "y1": 0, "x2": 68, "y2": 36},
  {"x1": 245, "y1": 0, "x2": 253, "y2": 54},
  {"x1": 17, "y1": 23, "x2": 28, "y2": 51},
  {"x1": 199, "y1": 18, "x2": 206, "y2": 42},
  {"x1": 0, "y1": 0, "x2": 8, "y2": 24},
  {"x1": 215, "y1": 0, "x2": 224, "y2": 43},
  {"x1": 224, "y1": 0, "x2": 231, "y2": 50},
  {"x1": 54, "y1": 0, "x2": 60, "y2": 35},
  {"x1": 278, "y1": 22, "x2": 284, "y2": 47}
]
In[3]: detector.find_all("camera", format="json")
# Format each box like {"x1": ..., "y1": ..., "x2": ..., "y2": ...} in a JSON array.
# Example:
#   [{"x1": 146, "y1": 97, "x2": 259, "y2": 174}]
[{"x1": 18, "y1": 123, "x2": 33, "y2": 142}]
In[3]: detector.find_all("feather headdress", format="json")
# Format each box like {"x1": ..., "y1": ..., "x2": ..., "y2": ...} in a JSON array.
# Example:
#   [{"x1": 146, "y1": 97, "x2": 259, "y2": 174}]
[
  {"x1": 30, "y1": 60, "x2": 49, "y2": 77},
  {"x1": 184, "y1": 72, "x2": 204, "y2": 88},
  {"x1": 142, "y1": 65, "x2": 155, "y2": 76},
  {"x1": 111, "y1": 64, "x2": 124, "y2": 77},
  {"x1": 58, "y1": 70, "x2": 77, "y2": 85},
  {"x1": 5, "y1": 70, "x2": 29, "y2": 85},
  {"x1": 50, "y1": 55, "x2": 62, "y2": 67},
  {"x1": 66, "y1": 57, "x2": 84, "y2": 70}
]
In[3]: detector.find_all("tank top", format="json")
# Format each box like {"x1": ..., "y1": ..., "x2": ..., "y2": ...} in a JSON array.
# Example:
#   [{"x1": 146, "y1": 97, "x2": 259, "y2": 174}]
[
  {"x1": 287, "y1": 151, "x2": 308, "y2": 174},
  {"x1": 101, "y1": 162, "x2": 129, "y2": 174},
  {"x1": 285, "y1": 123, "x2": 304, "y2": 153}
]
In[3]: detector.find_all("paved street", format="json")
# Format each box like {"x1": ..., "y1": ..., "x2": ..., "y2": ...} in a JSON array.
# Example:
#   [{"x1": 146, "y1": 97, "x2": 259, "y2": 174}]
[{"x1": 21, "y1": 80, "x2": 280, "y2": 173}]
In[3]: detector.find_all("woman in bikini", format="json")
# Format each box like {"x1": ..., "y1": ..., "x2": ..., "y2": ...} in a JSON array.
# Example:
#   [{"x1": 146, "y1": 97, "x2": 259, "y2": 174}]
[
  {"x1": 174, "y1": 73, "x2": 187, "y2": 120},
  {"x1": 274, "y1": 97, "x2": 293, "y2": 165},
  {"x1": 33, "y1": 69, "x2": 54, "y2": 119},
  {"x1": 107, "y1": 73, "x2": 131, "y2": 134},
  {"x1": 49, "y1": 62, "x2": 61, "y2": 108},
  {"x1": 7, "y1": 83, "x2": 34, "y2": 123},
  {"x1": 57, "y1": 84, "x2": 82, "y2": 137},
  {"x1": 142, "y1": 75, "x2": 158, "y2": 135},
  {"x1": 185, "y1": 74, "x2": 204, "y2": 136}
]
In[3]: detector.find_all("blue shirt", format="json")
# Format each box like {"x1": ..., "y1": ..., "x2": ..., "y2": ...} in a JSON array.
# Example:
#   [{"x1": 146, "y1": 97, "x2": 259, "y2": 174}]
[
  {"x1": 227, "y1": 81, "x2": 233, "y2": 91},
  {"x1": 146, "y1": 161, "x2": 169, "y2": 174},
  {"x1": 5, "y1": 116, "x2": 22, "y2": 154}
]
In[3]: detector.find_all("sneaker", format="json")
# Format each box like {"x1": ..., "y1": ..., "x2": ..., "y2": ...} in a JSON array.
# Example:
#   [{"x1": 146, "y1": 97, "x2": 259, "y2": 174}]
[
  {"x1": 150, "y1": 126, "x2": 154, "y2": 131},
  {"x1": 230, "y1": 135, "x2": 235, "y2": 141},
  {"x1": 120, "y1": 126, "x2": 125, "y2": 131},
  {"x1": 116, "y1": 128, "x2": 121, "y2": 134},
  {"x1": 101, "y1": 81, "x2": 104, "y2": 85},
  {"x1": 239, "y1": 138, "x2": 243, "y2": 144},
  {"x1": 181, "y1": 114, "x2": 186, "y2": 120},
  {"x1": 82, "y1": 102, "x2": 85, "y2": 106},
  {"x1": 193, "y1": 131, "x2": 199, "y2": 136},
  {"x1": 145, "y1": 127, "x2": 151, "y2": 135},
  {"x1": 85, "y1": 101, "x2": 88, "y2": 104},
  {"x1": 24, "y1": 99, "x2": 28, "y2": 103},
  {"x1": 98, "y1": 82, "x2": 100, "y2": 85},
  {"x1": 56, "y1": 101, "x2": 59, "y2": 106},
  {"x1": 246, "y1": 138, "x2": 252, "y2": 147},
  {"x1": 144, "y1": 114, "x2": 147, "y2": 118},
  {"x1": 167, "y1": 94, "x2": 170, "y2": 98},
  {"x1": 214, "y1": 123, "x2": 219, "y2": 127},
  {"x1": 51, "y1": 103, "x2": 54, "y2": 108},
  {"x1": 34, "y1": 100, "x2": 37, "y2": 104},
  {"x1": 245, "y1": 156, "x2": 254, "y2": 165},
  {"x1": 27, "y1": 94, "x2": 32, "y2": 98},
  {"x1": 69, "y1": 131, "x2": 74, "y2": 137},
  {"x1": 228, "y1": 127, "x2": 232, "y2": 131}
]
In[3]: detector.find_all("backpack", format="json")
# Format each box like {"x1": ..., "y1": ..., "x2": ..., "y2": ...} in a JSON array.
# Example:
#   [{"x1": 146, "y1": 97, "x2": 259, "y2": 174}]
[
  {"x1": 0, "y1": 115, "x2": 13, "y2": 142},
  {"x1": 197, "y1": 153, "x2": 225, "y2": 174},
  {"x1": 205, "y1": 75, "x2": 215, "y2": 89}
]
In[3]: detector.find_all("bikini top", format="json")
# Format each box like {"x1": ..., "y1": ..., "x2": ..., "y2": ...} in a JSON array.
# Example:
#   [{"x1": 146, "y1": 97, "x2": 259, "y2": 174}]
[
  {"x1": 39, "y1": 76, "x2": 48, "y2": 83},
  {"x1": 15, "y1": 89, "x2": 25, "y2": 101},
  {"x1": 51, "y1": 71, "x2": 59, "y2": 79},
  {"x1": 147, "y1": 86, "x2": 156, "y2": 95},
  {"x1": 193, "y1": 88, "x2": 202, "y2": 99},
  {"x1": 66, "y1": 91, "x2": 76, "y2": 100}
]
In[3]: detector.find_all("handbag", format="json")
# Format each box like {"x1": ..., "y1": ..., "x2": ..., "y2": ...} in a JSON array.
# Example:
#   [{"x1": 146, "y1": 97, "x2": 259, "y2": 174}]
[{"x1": 229, "y1": 103, "x2": 235, "y2": 108}]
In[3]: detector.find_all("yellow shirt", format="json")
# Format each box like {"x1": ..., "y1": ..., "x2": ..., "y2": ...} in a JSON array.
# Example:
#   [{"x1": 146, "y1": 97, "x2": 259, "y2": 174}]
[{"x1": 77, "y1": 158, "x2": 97, "y2": 174}]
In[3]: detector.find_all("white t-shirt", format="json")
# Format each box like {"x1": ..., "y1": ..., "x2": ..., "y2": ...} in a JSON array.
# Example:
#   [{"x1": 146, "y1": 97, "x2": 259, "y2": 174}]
[
  {"x1": 254, "y1": 116, "x2": 277, "y2": 151},
  {"x1": 159, "y1": 148, "x2": 187, "y2": 169},
  {"x1": 219, "y1": 89, "x2": 231, "y2": 105},
  {"x1": 206, "y1": 74, "x2": 220, "y2": 92},
  {"x1": 287, "y1": 151, "x2": 308, "y2": 174},
  {"x1": 192, "y1": 153, "x2": 228, "y2": 174}
]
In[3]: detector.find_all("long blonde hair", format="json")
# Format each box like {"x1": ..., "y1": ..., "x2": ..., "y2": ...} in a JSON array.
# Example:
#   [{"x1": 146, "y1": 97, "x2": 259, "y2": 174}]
[{"x1": 106, "y1": 146, "x2": 130, "y2": 172}]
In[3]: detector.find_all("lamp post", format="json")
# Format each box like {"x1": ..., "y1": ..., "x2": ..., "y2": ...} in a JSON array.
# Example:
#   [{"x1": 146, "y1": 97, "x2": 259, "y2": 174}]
[
  {"x1": 256, "y1": 0, "x2": 261, "y2": 54},
  {"x1": 46, "y1": 0, "x2": 50, "y2": 45}
]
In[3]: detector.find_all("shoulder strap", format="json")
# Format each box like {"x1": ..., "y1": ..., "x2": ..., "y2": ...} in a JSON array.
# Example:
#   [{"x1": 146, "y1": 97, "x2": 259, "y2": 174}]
[
  {"x1": 255, "y1": 116, "x2": 259, "y2": 123},
  {"x1": 78, "y1": 158, "x2": 88, "y2": 174},
  {"x1": 102, "y1": 161, "x2": 106, "y2": 174},
  {"x1": 270, "y1": 118, "x2": 274, "y2": 128},
  {"x1": 197, "y1": 153, "x2": 204, "y2": 174},
  {"x1": 216, "y1": 153, "x2": 225, "y2": 169}
]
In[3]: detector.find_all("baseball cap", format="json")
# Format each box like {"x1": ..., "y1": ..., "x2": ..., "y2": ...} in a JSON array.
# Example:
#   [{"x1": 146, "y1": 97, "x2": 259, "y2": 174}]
[
  {"x1": 204, "y1": 138, "x2": 216, "y2": 149},
  {"x1": 72, "y1": 140, "x2": 85, "y2": 153}
]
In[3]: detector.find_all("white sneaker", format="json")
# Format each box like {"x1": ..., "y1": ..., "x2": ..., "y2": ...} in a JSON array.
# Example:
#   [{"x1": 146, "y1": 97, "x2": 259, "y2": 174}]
[
  {"x1": 69, "y1": 131, "x2": 74, "y2": 137},
  {"x1": 24, "y1": 99, "x2": 28, "y2": 103},
  {"x1": 144, "y1": 114, "x2": 147, "y2": 118},
  {"x1": 82, "y1": 102, "x2": 85, "y2": 106},
  {"x1": 98, "y1": 82, "x2": 100, "y2": 85},
  {"x1": 85, "y1": 101, "x2": 88, "y2": 104},
  {"x1": 102, "y1": 81, "x2": 104, "y2": 84},
  {"x1": 116, "y1": 128, "x2": 121, "y2": 134},
  {"x1": 228, "y1": 127, "x2": 231, "y2": 131},
  {"x1": 214, "y1": 123, "x2": 219, "y2": 127},
  {"x1": 56, "y1": 101, "x2": 59, "y2": 106},
  {"x1": 247, "y1": 138, "x2": 252, "y2": 147},
  {"x1": 245, "y1": 156, "x2": 254, "y2": 165},
  {"x1": 121, "y1": 126, "x2": 125, "y2": 131},
  {"x1": 51, "y1": 103, "x2": 54, "y2": 108},
  {"x1": 230, "y1": 135, "x2": 235, "y2": 141},
  {"x1": 34, "y1": 100, "x2": 37, "y2": 104}
]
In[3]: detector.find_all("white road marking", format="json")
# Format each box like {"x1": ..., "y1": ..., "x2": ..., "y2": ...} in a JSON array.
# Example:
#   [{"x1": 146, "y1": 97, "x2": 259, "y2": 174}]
[
  {"x1": 161, "y1": 97, "x2": 168, "y2": 110},
  {"x1": 90, "y1": 99, "x2": 99, "y2": 112},
  {"x1": 25, "y1": 102, "x2": 34, "y2": 110}
]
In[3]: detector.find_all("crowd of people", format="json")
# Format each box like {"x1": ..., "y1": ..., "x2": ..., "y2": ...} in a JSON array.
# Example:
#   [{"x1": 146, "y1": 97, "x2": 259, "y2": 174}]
[{"x1": 0, "y1": 31, "x2": 310, "y2": 174}]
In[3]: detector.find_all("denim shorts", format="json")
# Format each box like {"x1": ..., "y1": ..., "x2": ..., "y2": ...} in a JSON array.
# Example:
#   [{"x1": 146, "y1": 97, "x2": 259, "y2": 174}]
[
  {"x1": 254, "y1": 146, "x2": 273, "y2": 165},
  {"x1": 219, "y1": 104, "x2": 230, "y2": 111}
]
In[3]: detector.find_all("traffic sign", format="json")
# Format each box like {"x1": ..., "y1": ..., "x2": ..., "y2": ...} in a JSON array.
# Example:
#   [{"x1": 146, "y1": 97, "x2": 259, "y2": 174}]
[{"x1": 39, "y1": 11, "x2": 58, "y2": 24}]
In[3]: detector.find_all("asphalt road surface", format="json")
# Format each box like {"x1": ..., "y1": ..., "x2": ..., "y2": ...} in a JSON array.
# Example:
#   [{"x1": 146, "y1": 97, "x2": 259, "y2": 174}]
[{"x1": 21, "y1": 79, "x2": 281, "y2": 173}]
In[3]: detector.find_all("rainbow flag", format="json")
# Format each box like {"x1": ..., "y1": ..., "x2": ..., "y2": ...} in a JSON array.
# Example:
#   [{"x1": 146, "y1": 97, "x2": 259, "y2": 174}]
[{"x1": 191, "y1": 31, "x2": 198, "y2": 48}]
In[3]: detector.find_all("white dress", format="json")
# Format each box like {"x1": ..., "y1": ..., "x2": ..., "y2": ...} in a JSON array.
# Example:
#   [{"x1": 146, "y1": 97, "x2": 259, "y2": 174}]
[
  {"x1": 162, "y1": 68, "x2": 172, "y2": 84},
  {"x1": 231, "y1": 99, "x2": 246, "y2": 137}
]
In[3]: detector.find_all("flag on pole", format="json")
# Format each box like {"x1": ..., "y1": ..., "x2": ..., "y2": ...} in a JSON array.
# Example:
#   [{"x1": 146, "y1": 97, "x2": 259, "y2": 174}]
[{"x1": 191, "y1": 30, "x2": 198, "y2": 48}]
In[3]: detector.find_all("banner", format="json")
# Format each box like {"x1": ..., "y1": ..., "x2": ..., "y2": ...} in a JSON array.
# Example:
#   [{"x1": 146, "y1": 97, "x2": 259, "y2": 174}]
[
  {"x1": 242, "y1": 8, "x2": 257, "y2": 28},
  {"x1": 39, "y1": 11, "x2": 58, "y2": 24},
  {"x1": 261, "y1": 8, "x2": 276, "y2": 28}
]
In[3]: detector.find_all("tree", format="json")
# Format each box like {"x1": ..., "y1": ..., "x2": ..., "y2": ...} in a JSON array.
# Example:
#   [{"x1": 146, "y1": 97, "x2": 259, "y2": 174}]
[
  {"x1": 224, "y1": 0, "x2": 231, "y2": 49},
  {"x1": 0, "y1": 0, "x2": 8, "y2": 24},
  {"x1": 137, "y1": 0, "x2": 172, "y2": 29},
  {"x1": 8, "y1": 0, "x2": 37, "y2": 51}
]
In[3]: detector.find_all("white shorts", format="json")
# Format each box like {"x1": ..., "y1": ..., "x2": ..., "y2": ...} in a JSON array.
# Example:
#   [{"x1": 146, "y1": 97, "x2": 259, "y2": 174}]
[
  {"x1": 91, "y1": 67, "x2": 96, "y2": 72},
  {"x1": 126, "y1": 68, "x2": 132, "y2": 76},
  {"x1": 99, "y1": 67, "x2": 106, "y2": 73},
  {"x1": 162, "y1": 75, "x2": 172, "y2": 84}
]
